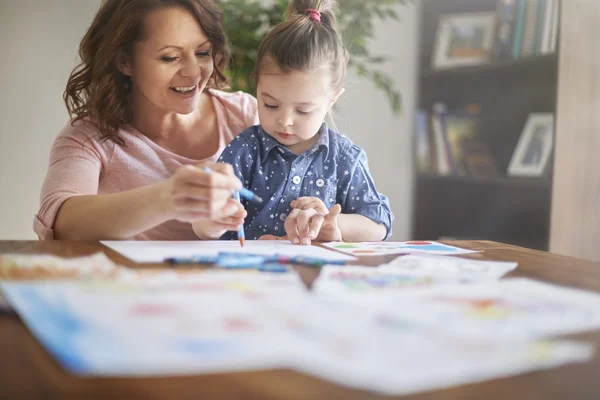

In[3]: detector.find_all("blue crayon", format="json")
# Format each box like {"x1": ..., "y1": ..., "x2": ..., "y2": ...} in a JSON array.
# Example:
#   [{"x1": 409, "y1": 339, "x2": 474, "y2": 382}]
[
  {"x1": 165, "y1": 255, "x2": 218, "y2": 265},
  {"x1": 290, "y1": 256, "x2": 346, "y2": 267},
  {"x1": 232, "y1": 191, "x2": 246, "y2": 247},
  {"x1": 218, "y1": 263, "x2": 289, "y2": 273},
  {"x1": 216, "y1": 255, "x2": 267, "y2": 268},
  {"x1": 237, "y1": 187, "x2": 264, "y2": 204},
  {"x1": 258, "y1": 263, "x2": 290, "y2": 273}
]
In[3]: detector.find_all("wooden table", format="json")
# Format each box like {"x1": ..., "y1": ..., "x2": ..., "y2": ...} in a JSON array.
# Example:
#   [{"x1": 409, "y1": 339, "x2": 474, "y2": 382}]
[{"x1": 1, "y1": 240, "x2": 600, "y2": 399}]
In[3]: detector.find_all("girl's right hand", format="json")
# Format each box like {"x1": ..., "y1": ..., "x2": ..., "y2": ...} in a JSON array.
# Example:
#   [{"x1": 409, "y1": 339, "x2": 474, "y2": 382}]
[{"x1": 160, "y1": 161, "x2": 243, "y2": 222}]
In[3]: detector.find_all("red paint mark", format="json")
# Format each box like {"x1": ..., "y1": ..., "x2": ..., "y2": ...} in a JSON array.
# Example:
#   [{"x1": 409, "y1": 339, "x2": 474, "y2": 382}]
[
  {"x1": 223, "y1": 317, "x2": 256, "y2": 332},
  {"x1": 130, "y1": 304, "x2": 176, "y2": 316}
]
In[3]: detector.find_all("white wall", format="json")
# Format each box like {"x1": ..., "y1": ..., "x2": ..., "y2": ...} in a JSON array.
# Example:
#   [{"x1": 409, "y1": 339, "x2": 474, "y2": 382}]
[
  {"x1": 0, "y1": 0, "x2": 419, "y2": 240},
  {"x1": 0, "y1": 0, "x2": 102, "y2": 239},
  {"x1": 334, "y1": 3, "x2": 419, "y2": 240}
]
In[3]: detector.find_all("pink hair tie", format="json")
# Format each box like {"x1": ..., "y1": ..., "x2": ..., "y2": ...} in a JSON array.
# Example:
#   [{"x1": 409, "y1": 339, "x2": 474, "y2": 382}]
[{"x1": 305, "y1": 8, "x2": 321, "y2": 22}]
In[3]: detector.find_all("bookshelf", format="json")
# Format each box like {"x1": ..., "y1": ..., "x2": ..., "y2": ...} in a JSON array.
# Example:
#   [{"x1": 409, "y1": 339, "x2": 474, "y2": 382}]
[{"x1": 412, "y1": 0, "x2": 560, "y2": 251}]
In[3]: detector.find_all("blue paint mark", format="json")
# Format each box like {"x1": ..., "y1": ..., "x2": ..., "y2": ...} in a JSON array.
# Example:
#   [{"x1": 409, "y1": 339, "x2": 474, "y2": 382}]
[
  {"x1": 4, "y1": 285, "x2": 92, "y2": 374},
  {"x1": 399, "y1": 244, "x2": 457, "y2": 252},
  {"x1": 174, "y1": 338, "x2": 238, "y2": 356}
]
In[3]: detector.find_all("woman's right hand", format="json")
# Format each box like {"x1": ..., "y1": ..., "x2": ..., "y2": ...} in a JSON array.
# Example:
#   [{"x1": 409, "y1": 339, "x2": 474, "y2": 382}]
[{"x1": 160, "y1": 161, "x2": 243, "y2": 222}]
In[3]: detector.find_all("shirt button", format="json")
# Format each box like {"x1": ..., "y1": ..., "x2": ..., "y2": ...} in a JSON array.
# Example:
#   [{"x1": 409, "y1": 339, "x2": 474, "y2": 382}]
[
  {"x1": 279, "y1": 213, "x2": 287, "y2": 221},
  {"x1": 292, "y1": 176, "x2": 301, "y2": 184},
  {"x1": 316, "y1": 178, "x2": 325, "y2": 187}
]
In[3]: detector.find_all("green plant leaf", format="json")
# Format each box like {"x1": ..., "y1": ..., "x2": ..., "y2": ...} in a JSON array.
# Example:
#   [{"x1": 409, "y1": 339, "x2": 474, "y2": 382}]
[{"x1": 217, "y1": 0, "x2": 409, "y2": 114}]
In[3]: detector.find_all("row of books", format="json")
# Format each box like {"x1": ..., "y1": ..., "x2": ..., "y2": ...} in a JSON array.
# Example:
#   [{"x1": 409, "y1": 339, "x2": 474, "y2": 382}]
[
  {"x1": 414, "y1": 104, "x2": 498, "y2": 177},
  {"x1": 493, "y1": 0, "x2": 560, "y2": 60}
]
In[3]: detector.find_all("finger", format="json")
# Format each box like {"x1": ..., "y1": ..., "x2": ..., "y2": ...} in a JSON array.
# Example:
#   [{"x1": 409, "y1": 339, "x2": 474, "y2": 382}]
[
  {"x1": 202, "y1": 161, "x2": 236, "y2": 177},
  {"x1": 172, "y1": 198, "x2": 210, "y2": 221},
  {"x1": 296, "y1": 208, "x2": 319, "y2": 236},
  {"x1": 180, "y1": 164, "x2": 242, "y2": 190},
  {"x1": 215, "y1": 211, "x2": 247, "y2": 226},
  {"x1": 291, "y1": 198, "x2": 317, "y2": 209},
  {"x1": 209, "y1": 198, "x2": 244, "y2": 220},
  {"x1": 291, "y1": 198, "x2": 328, "y2": 214},
  {"x1": 326, "y1": 204, "x2": 342, "y2": 220},
  {"x1": 296, "y1": 209, "x2": 323, "y2": 245},
  {"x1": 171, "y1": 185, "x2": 232, "y2": 202},
  {"x1": 284, "y1": 208, "x2": 302, "y2": 245},
  {"x1": 308, "y1": 213, "x2": 325, "y2": 241},
  {"x1": 173, "y1": 197, "x2": 238, "y2": 222}
]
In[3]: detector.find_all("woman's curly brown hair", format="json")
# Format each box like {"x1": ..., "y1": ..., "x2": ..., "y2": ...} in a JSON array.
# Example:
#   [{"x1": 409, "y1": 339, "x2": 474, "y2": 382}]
[{"x1": 64, "y1": 0, "x2": 230, "y2": 145}]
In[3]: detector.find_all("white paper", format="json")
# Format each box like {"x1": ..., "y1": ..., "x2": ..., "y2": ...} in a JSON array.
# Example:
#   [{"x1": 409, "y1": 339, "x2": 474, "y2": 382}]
[
  {"x1": 369, "y1": 278, "x2": 600, "y2": 340},
  {"x1": 284, "y1": 297, "x2": 593, "y2": 394},
  {"x1": 312, "y1": 265, "x2": 471, "y2": 306},
  {"x1": 101, "y1": 240, "x2": 355, "y2": 263},
  {"x1": 322, "y1": 241, "x2": 479, "y2": 256},
  {"x1": 379, "y1": 254, "x2": 517, "y2": 280},
  {"x1": 2, "y1": 279, "x2": 593, "y2": 396}
]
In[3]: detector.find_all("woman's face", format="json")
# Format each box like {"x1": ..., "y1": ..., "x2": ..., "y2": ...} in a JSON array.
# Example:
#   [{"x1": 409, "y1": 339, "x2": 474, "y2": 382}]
[{"x1": 121, "y1": 7, "x2": 214, "y2": 115}]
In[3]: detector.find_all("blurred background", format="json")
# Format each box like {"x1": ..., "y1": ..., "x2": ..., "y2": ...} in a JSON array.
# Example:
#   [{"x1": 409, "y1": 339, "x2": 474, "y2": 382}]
[{"x1": 0, "y1": 0, "x2": 598, "y2": 261}]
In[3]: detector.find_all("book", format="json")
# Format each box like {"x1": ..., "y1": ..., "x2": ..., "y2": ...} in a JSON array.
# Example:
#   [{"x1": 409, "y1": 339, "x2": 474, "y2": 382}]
[
  {"x1": 443, "y1": 111, "x2": 480, "y2": 176},
  {"x1": 520, "y1": 0, "x2": 539, "y2": 58},
  {"x1": 533, "y1": 0, "x2": 546, "y2": 55},
  {"x1": 493, "y1": 0, "x2": 519, "y2": 60},
  {"x1": 549, "y1": 0, "x2": 560, "y2": 53},
  {"x1": 462, "y1": 140, "x2": 499, "y2": 177},
  {"x1": 540, "y1": 0, "x2": 555, "y2": 54},
  {"x1": 414, "y1": 110, "x2": 433, "y2": 173},
  {"x1": 512, "y1": 0, "x2": 527, "y2": 58},
  {"x1": 431, "y1": 103, "x2": 452, "y2": 175}
]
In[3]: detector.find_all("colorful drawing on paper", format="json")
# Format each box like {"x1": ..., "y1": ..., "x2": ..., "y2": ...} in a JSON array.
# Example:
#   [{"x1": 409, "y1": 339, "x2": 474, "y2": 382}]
[
  {"x1": 1, "y1": 279, "x2": 597, "y2": 395},
  {"x1": 379, "y1": 255, "x2": 517, "y2": 281},
  {"x1": 323, "y1": 241, "x2": 479, "y2": 256},
  {"x1": 328, "y1": 270, "x2": 435, "y2": 290},
  {"x1": 377, "y1": 279, "x2": 600, "y2": 339}
]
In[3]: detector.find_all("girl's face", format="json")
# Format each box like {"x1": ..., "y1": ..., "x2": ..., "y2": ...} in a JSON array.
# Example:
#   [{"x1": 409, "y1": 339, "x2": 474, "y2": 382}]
[
  {"x1": 256, "y1": 58, "x2": 342, "y2": 154},
  {"x1": 119, "y1": 7, "x2": 214, "y2": 115}
]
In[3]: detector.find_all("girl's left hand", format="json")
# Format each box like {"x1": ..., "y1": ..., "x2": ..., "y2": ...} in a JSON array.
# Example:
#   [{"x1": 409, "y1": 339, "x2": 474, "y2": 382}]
[{"x1": 284, "y1": 204, "x2": 342, "y2": 245}]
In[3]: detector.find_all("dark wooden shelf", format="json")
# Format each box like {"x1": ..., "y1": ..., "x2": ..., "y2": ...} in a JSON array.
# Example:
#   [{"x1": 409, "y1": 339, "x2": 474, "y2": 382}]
[
  {"x1": 421, "y1": 54, "x2": 558, "y2": 81},
  {"x1": 413, "y1": 0, "x2": 559, "y2": 251},
  {"x1": 417, "y1": 173, "x2": 551, "y2": 188}
]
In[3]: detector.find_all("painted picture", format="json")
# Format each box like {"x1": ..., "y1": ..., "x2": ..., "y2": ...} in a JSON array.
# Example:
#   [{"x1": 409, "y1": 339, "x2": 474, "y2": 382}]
[{"x1": 432, "y1": 12, "x2": 496, "y2": 69}]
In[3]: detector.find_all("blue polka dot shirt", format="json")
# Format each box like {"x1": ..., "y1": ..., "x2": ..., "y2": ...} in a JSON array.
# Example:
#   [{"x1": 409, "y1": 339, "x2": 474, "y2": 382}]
[{"x1": 217, "y1": 123, "x2": 394, "y2": 240}]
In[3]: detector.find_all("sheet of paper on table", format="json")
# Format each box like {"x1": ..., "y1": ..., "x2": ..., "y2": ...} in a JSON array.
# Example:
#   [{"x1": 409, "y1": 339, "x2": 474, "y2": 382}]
[
  {"x1": 361, "y1": 278, "x2": 600, "y2": 340},
  {"x1": 379, "y1": 254, "x2": 517, "y2": 280},
  {"x1": 322, "y1": 241, "x2": 479, "y2": 256},
  {"x1": 101, "y1": 240, "x2": 356, "y2": 263}
]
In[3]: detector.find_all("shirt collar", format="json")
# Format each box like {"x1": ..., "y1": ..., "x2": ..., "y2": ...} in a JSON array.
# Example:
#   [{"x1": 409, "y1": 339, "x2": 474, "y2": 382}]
[{"x1": 260, "y1": 123, "x2": 330, "y2": 163}]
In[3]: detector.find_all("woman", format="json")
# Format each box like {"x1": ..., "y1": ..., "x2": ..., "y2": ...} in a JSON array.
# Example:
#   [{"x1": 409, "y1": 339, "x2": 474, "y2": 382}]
[{"x1": 34, "y1": 0, "x2": 258, "y2": 240}]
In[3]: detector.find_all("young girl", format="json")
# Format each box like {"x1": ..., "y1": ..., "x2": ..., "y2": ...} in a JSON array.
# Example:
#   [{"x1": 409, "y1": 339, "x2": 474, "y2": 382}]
[{"x1": 193, "y1": 0, "x2": 393, "y2": 244}]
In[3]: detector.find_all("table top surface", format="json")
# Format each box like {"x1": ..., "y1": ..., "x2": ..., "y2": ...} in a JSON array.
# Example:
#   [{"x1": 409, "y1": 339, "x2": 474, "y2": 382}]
[{"x1": 1, "y1": 240, "x2": 600, "y2": 399}]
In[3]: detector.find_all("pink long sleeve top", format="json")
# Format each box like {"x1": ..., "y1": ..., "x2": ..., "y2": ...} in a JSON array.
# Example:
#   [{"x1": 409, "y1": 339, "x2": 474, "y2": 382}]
[{"x1": 34, "y1": 89, "x2": 259, "y2": 240}]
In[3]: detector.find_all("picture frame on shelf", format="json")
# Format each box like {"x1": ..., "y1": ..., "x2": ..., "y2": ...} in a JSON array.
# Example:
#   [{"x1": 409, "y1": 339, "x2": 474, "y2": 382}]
[
  {"x1": 432, "y1": 12, "x2": 497, "y2": 70},
  {"x1": 507, "y1": 113, "x2": 555, "y2": 177}
]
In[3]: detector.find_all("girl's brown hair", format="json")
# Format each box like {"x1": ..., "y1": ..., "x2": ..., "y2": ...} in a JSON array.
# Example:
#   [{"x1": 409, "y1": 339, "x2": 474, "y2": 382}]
[
  {"x1": 64, "y1": 0, "x2": 230, "y2": 144},
  {"x1": 254, "y1": 0, "x2": 348, "y2": 92}
]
